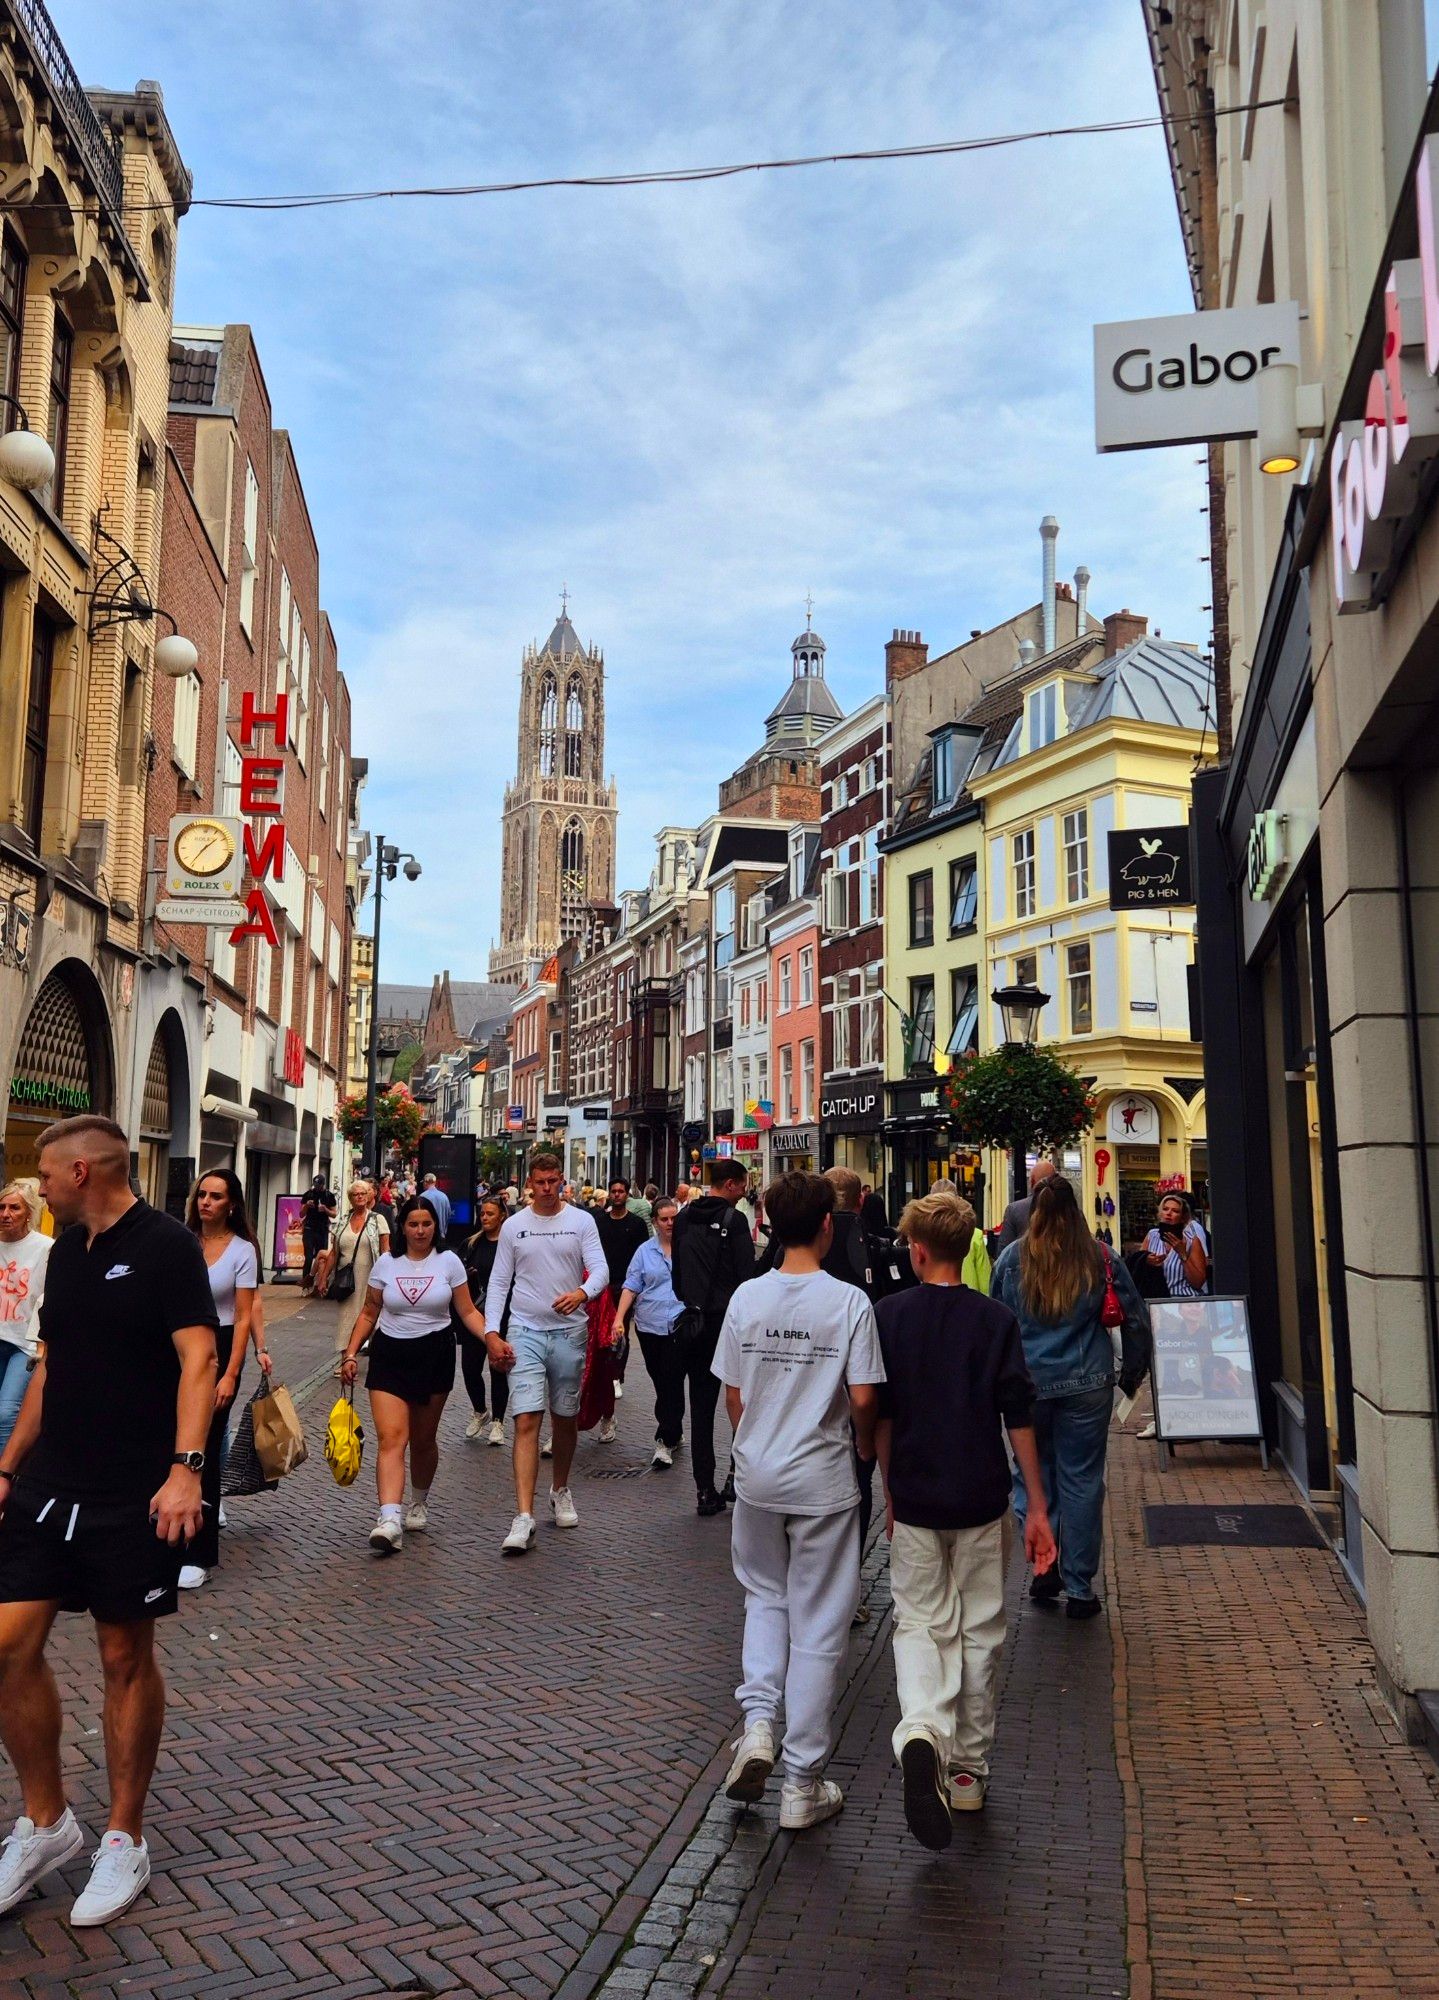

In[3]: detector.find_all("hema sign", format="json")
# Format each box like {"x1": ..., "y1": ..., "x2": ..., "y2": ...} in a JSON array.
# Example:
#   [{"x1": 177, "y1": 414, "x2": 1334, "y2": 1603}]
[{"x1": 1094, "y1": 303, "x2": 1300, "y2": 451}]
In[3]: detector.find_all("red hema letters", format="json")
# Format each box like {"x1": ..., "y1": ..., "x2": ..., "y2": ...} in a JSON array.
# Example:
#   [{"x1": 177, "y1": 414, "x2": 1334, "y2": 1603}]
[{"x1": 229, "y1": 692, "x2": 290, "y2": 946}]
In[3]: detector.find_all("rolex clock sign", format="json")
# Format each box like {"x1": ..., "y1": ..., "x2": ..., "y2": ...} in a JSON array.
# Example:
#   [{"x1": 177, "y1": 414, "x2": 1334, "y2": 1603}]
[{"x1": 157, "y1": 813, "x2": 245, "y2": 925}]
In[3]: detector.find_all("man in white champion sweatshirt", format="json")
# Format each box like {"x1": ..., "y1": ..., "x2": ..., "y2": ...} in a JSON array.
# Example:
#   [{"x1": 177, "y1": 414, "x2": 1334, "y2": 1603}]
[{"x1": 482, "y1": 1151, "x2": 608, "y2": 1556}]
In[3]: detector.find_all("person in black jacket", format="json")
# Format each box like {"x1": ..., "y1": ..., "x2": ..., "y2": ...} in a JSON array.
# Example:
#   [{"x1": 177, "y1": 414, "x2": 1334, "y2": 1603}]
[
  {"x1": 459, "y1": 1197, "x2": 510, "y2": 1446},
  {"x1": 671, "y1": 1158, "x2": 756, "y2": 1515}
]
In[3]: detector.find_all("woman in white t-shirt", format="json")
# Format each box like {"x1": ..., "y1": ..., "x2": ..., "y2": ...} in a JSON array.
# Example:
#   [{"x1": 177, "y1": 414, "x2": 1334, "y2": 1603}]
[
  {"x1": 0, "y1": 1180, "x2": 50, "y2": 1453},
  {"x1": 184, "y1": 1171, "x2": 274, "y2": 1589},
  {"x1": 341, "y1": 1197, "x2": 496, "y2": 1554}
]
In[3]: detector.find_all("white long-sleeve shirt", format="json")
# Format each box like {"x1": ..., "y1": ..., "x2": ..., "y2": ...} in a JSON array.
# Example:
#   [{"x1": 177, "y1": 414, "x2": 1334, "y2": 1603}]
[{"x1": 485, "y1": 1204, "x2": 607, "y2": 1332}]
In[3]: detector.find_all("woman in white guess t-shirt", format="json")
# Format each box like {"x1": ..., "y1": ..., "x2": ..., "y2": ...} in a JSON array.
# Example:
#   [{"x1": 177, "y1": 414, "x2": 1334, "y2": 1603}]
[{"x1": 340, "y1": 1197, "x2": 495, "y2": 1554}]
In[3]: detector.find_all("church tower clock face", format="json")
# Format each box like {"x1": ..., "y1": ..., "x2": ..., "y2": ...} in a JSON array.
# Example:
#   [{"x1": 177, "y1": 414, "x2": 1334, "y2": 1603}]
[{"x1": 489, "y1": 597, "x2": 618, "y2": 986}]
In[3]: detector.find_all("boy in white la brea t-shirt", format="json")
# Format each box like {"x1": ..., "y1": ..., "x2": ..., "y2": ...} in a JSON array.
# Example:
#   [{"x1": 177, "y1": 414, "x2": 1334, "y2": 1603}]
[{"x1": 712, "y1": 1171, "x2": 885, "y2": 1831}]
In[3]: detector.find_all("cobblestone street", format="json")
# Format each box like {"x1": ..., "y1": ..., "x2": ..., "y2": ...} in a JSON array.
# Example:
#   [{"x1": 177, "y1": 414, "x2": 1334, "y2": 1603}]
[{"x1": 1, "y1": 1337, "x2": 1438, "y2": 1998}]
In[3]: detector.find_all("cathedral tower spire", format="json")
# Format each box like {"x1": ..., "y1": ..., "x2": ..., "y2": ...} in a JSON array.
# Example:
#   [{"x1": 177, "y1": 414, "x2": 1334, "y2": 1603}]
[{"x1": 490, "y1": 599, "x2": 619, "y2": 985}]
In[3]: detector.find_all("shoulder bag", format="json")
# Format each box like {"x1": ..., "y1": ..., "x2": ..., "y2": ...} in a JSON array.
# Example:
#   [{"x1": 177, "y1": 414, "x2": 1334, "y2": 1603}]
[
  {"x1": 329, "y1": 1216, "x2": 375, "y2": 1303},
  {"x1": 1099, "y1": 1242, "x2": 1125, "y2": 1329}
]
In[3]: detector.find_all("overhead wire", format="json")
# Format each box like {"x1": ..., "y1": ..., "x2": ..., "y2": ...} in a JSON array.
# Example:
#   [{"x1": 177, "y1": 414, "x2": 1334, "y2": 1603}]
[{"x1": 0, "y1": 96, "x2": 1293, "y2": 219}]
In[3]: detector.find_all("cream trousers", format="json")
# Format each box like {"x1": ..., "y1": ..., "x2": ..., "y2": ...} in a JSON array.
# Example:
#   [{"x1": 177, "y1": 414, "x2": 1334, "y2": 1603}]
[{"x1": 889, "y1": 1515, "x2": 1008, "y2": 1780}]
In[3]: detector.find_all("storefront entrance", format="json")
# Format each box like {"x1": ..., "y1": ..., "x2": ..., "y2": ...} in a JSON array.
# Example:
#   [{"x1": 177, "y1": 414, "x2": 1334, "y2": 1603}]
[{"x1": 4, "y1": 963, "x2": 112, "y2": 1182}]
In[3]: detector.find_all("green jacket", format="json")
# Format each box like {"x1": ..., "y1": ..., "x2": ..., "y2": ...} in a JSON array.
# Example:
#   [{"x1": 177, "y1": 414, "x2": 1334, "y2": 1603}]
[{"x1": 963, "y1": 1230, "x2": 992, "y2": 1297}]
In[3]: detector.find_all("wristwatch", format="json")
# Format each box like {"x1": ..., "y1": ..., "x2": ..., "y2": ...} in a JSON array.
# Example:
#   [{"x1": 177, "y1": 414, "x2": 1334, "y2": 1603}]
[{"x1": 171, "y1": 1451, "x2": 205, "y2": 1473}]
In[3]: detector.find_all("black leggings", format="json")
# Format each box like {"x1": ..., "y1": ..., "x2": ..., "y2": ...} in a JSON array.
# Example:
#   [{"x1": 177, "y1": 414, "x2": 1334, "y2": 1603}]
[{"x1": 459, "y1": 1329, "x2": 508, "y2": 1421}]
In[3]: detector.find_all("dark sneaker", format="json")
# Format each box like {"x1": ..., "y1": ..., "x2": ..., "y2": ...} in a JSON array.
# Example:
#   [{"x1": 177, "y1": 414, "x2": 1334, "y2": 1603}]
[
  {"x1": 900, "y1": 1737, "x2": 952, "y2": 1852},
  {"x1": 1066, "y1": 1595, "x2": 1102, "y2": 1621},
  {"x1": 720, "y1": 1469, "x2": 736, "y2": 1505},
  {"x1": 1029, "y1": 1567, "x2": 1062, "y2": 1603},
  {"x1": 696, "y1": 1487, "x2": 726, "y2": 1517}
]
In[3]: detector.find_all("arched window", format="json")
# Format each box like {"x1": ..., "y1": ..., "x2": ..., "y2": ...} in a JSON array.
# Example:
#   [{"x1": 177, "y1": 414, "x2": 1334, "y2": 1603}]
[
  {"x1": 538, "y1": 673, "x2": 558, "y2": 777},
  {"x1": 564, "y1": 677, "x2": 584, "y2": 777},
  {"x1": 560, "y1": 818, "x2": 586, "y2": 939}
]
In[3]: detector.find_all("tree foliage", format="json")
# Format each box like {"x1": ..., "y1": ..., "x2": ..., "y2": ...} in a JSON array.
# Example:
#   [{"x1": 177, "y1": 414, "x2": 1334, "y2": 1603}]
[
  {"x1": 944, "y1": 1044, "x2": 1097, "y2": 1154},
  {"x1": 336, "y1": 1081, "x2": 427, "y2": 1165},
  {"x1": 390, "y1": 1042, "x2": 424, "y2": 1084}
]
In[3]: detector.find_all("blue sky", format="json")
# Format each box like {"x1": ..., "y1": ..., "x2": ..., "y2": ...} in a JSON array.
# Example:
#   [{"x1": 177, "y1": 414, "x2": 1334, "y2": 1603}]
[{"x1": 65, "y1": 0, "x2": 1202, "y2": 982}]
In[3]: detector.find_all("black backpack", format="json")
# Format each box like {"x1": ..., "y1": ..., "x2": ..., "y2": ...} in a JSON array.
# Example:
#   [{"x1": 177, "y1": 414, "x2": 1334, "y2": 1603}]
[{"x1": 673, "y1": 1204, "x2": 748, "y2": 1314}]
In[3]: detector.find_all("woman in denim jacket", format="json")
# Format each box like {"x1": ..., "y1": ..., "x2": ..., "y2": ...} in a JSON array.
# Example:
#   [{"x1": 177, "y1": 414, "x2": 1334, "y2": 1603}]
[{"x1": 991, "y1": 1177, "x2": 1150, "y2": 1619}]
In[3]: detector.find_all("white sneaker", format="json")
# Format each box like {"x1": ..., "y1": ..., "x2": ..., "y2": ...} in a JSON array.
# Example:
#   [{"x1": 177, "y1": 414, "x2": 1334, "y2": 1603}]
[
  {"x1": 613, "y1": 1381, "x2": 623, "y2": 1400},
  {"x1": 178, "y1": 1565, "x2": 207, "y2": 1591},
  {"x1": 487, "y1": 1418, "x2": 505, "y2": 1446},
  {"x1": 540, "y1": 1432, "x2": 553, "y2": 1459},
  {"x1": 652, "y1": 1440, "x2": 674, "y2": 1470},
  {"x1": 947, "y1": 1771, "x2": 987, "y2": 1812},
  {"x1": 70, "y1": 1831, "x2": 150, "y2": 1926},
  {"x1": 369, "y1": 1515, "x2": 402, "y2": 1555},
  {"x1": 723, "y1": 1720, "x2": 775, "y2": 1803},
  {"x1": 779, "y1": 1777, "x2": 844, "y2": 1830},
  {"x1": 501, "y1": 1511, "x2": 536, "y2": 1555},
  {"x1": 549, "y1": 1486, "x2": 579, "y2": 1529},
  {"x1": 597, "y1": 1415, "x2": 617, "y2": 1442},
  {"x1": 0, "y1": 1809, "x2": 84, "y2": 1915},
  {"x1": 403, "y1": 1501, "x2": 428, "y2": 1532},
  {"x1": 464, "y1": 1412, "x2": 486, "y2": 1441},
  {"x1": 217, "y1": 1502, "x2": 228, "y2": 1528}
]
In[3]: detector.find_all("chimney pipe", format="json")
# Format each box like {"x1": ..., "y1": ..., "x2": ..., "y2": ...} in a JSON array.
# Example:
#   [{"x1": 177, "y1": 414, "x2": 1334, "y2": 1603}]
[
  {"x1": 1040, "y1": 516, "x2": 1059, "y2": 654},
  {"x1": 1074, "y1": 564, "x2": 1090, "y2": 632},
  {"x1": 1018, "y1": 638, "x2": 1037, "y2": 667}
]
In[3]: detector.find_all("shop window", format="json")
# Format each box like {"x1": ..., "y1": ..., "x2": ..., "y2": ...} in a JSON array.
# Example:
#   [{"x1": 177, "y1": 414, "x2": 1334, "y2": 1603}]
[{"x1": 908, "y1": 869, "x2": 934, "y2": 947}]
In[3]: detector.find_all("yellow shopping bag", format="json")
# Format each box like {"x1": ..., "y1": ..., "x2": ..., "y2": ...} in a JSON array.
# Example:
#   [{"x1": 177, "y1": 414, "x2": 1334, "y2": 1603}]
[{"x1": 324, "y1": 1385, "x2": 364, "y2": 1486}]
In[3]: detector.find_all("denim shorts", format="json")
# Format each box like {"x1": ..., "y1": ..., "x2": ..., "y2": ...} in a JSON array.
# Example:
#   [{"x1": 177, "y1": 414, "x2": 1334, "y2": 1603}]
[{"x1": 507, "y1": 1322, "x2": 589, "y2": 1418}]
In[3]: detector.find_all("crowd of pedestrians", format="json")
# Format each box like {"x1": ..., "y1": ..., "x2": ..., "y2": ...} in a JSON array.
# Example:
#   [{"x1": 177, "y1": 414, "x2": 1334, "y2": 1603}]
[{"x1": 0, "y1": 1108, "x2": 1202, "y2": 1926}]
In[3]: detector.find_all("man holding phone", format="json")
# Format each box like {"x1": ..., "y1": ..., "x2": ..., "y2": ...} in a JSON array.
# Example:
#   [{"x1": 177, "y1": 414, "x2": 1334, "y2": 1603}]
[{"x1": 0, "y1": 1116, "x2": 219, "y2": 1927}]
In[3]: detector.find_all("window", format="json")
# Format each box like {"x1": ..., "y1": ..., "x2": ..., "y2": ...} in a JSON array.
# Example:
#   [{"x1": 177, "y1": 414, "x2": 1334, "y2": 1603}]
[
  {"x1": 949, "y1": 855, "x2": 977, "y2": 934},
  {"x1": 947, "y1": 967, "x2": 979, "y2": 1057},
  {"x1": 831, "y1": 982, "x2": 851, "y2": 1068},
  {"x1": 800, "y1": 1039, "x2": 815, "y2": 1121},
  {"x1": 908, "y1": 977, "x2": 936, "y2": 1067},
  {"x1": 549, "y1": 1031, "x2": 564, "y2": 1095},
  {"x1": 239, "y1": 462, "x2": 259, "y2": 637},
  {"x1": 539, "y1": 673, "x2": 558, "y2": 776},
  {"x1": 1067, "y1": 941, "x2": 1093, "y2": 1035},
  {"x1": 779, "y1": 955, "x2": 792, "y2": 1012},
  {"x1": 0, "y1": 229, "x2": 26, "y2": 425},
  {"x1": 780, "y1": 1044, "x2": 795, "y2": 1121},
  {"x1": 860, "y1": 755, "x2": 879, "y2": 795},
  {"x1": 861, "y1": 830, "x2": 880, "y2": 923},
  {"x1": 1012, "y1": 828, "x2": 1035, "y2": 918},
  {"x1": 799, "y1": 944, "x2": 814, "y2": 1006},
  {"x1": 932, "y1": 731, "x2": 954, "y2": 806},
  {"x1": 564, "y1": 676, "x2": 584, "y2": 777},
  {"x1": 560, "y1": 818, "x2": 586, "y2": 938},
  {"x1": 172, "y1": 671, "x2": 201, "y2": 779},
  {"x1": 21, "y1": 613, "x2": 55, "y2": 847},
  {"x1": 908, "y1": 870, "x2": 934, "y2": 947},
  {"x1": 1014, "y1": 950, "x2": 1038, "y2": 988},
  {"x1": 835, "y1": 772, "x2": 850, "y2": 808},
  {"x1": 1063, "y1": 807, "x2": 1089, "y2": 903},
  {"x1": 790, "y1": 827, "x2": 808, "y2": 898},
  {"x1": 739, "y1": 979, "x2": 750, "y2": 1029},
  {"x1": 714, "y1": 884, "x2": 736, "y2": 967},
  {"x1": 44, "y1": 313, "x2": 72, "y2": 515},
  {"x1": 1027, "y1": 683, "x2": 1058, "y2": 750},
  {"x1": 757, "y1": 976, "x2": 768, "y2": 1023},
  {"x1": 318, "y1": 694, "x2": 331, "y2": 817}
]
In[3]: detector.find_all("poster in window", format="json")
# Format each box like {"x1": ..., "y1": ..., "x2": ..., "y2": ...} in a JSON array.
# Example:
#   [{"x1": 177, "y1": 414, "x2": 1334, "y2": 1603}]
[
  {"x1": 272, "y1": 1194, "x2": 305, "y2": 1280},
  {"x1": 1150, "y1": 1297, "x2": 1263, "y2": 1442}
]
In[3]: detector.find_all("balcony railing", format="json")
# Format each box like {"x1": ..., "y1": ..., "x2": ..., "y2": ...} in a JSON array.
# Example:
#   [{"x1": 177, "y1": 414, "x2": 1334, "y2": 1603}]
[{"x1": 10, "y1": 0, "x2": 125, "y2": 215}]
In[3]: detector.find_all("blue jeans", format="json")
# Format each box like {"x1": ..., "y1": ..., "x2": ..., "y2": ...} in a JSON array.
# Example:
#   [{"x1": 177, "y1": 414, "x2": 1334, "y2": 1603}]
[
  {"x1": 1011, "y1": 1384, "x2": 1113, "y2": 1601},
  {"x1": 0, "y1": 1341, "x2": 29, "y2": 1454}
]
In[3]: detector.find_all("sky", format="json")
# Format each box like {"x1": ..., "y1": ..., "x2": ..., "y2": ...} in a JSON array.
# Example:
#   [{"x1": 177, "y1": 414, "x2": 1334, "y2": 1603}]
[{"x1": 64, "y1": 0, "x2": 1204, "y2": 982}]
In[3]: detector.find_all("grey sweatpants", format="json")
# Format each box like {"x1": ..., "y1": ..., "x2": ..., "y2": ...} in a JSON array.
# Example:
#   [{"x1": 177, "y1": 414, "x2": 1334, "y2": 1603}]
[{"x1": 730, "y1": 1497, "x2": 861, "y2": 1780}]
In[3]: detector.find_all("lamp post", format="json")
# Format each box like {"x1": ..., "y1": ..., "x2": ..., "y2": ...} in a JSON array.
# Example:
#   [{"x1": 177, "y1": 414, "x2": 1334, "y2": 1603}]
[
  {"x1": 362, "y1": 836, "x2": 422, "y2": 1176},
  {"x1": 0, "y1": 394, "x2": 56, "y2": 492},
  {"x1": 991, "y1": 980, "x2": 1049, "y2": 1201}
]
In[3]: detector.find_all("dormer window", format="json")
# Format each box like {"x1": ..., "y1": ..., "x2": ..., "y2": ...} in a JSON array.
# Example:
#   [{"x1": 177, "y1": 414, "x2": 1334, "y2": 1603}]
[
  {"x1": 932, "y1": 731, "x2": 955, "y2": 807},
  {"x1": 1027, "y1": 683, "x2": 1058, "y2": 750}
]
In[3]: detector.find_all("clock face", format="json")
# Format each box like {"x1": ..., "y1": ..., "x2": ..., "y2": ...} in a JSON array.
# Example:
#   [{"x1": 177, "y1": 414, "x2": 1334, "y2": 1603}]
[{"x1": 175, "y1": 818, "x2": 236, "y2": 877}]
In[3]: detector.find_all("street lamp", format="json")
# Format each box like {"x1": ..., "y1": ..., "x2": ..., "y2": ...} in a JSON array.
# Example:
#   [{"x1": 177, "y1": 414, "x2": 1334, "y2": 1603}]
[
  {"x1": 362, "y1": 836, "x2": 422, "y2": 1175},
  {"x1": 0, "y1": 394, "x2": 56, "y2": 492},
  {"x1": 991, "y1": 980, "x2": 1049, "y2": 1199}
]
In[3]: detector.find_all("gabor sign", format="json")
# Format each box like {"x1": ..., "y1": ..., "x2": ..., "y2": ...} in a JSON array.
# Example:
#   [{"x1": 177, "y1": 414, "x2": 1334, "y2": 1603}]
[
  {"x1": 1329, "y1": 137, "x2": 1439, "y2": 612},
  {"x1": 1094, "y1": 303, "x2": 1300, "y2": 452}
]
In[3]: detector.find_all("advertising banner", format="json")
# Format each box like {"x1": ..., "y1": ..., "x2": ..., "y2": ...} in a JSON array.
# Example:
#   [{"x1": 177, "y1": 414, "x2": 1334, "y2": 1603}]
[
  {"x1": 272, "y1": 1194, "x2": 305, "y2": 1282},
  {"x1": 1150, "y1": 1297, "x2": 1263, "y2": 1444}
]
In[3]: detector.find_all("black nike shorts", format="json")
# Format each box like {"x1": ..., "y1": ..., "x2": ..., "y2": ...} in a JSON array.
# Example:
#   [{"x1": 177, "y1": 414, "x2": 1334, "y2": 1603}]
[{"x1": 0, "y1": 1482, "x2": 184, "y2": 1621}]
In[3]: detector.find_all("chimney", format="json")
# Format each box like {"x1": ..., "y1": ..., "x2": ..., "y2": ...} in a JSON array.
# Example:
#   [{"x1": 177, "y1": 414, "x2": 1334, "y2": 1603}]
[
  {"x1": 1103, "y1": 607, "x2": 1148, "y2": 658},
  {"x1": 885, "y1": 628, "x2": 928, "y2": 690},
  {"x1": 1074, "y1": 565, "x2": 1090, "y2": 631},
  {"x1": 1040, "y1": 516, "x2": 1059, "y2": 654}
]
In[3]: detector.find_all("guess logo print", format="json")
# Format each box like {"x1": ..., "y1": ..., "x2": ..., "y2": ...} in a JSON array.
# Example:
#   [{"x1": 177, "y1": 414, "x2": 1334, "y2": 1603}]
[{"x1": 396, "y1": 1275, "x2": 434, "y2": 1306}]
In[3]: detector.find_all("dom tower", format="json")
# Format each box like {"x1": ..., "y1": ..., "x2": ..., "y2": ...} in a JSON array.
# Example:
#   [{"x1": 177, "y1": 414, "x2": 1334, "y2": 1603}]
[{"x1": 489, "y1": 603, "x2": 618, "y2": 985}]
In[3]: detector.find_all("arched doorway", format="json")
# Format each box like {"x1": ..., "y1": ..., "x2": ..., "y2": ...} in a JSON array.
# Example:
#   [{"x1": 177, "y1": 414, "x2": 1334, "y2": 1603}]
[
  {"x1": 4, "y1": 962, "x2": 113, "y2": 1181},
  {"x1": 137, "y1": 1011, "x2": 190, "y2": 1212}
]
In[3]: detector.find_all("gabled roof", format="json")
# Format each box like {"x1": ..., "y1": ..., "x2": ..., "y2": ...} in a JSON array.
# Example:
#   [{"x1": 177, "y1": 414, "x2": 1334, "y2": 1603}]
[{"x1": 375, "y1": 984, "x2": 429, "y2": 1022}]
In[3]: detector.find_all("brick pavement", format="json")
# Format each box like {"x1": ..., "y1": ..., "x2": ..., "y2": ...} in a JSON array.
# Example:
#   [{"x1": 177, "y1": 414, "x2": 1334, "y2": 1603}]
[{"x1": 0, "y1": 1370, "x2": 747, "y2": 1998}]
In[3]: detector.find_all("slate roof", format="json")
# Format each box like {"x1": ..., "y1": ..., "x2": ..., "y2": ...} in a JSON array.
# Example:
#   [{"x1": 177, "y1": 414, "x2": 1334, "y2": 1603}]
[
  {"x1": 375, "y1": 984, "x2": 430, "y2": 1023},
  {"x1": 987, "y1": 636, "x2": 1214, "y2": 769},
  {"x1": 541, "y1": 613, "x2": 586, "y2": 660}
]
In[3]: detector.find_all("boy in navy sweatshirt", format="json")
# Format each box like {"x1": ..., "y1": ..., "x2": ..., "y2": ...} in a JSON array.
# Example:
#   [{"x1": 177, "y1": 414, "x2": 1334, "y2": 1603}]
[{"x1": 875, "y1": 1192, "x2": 1056, "y2": 1851}]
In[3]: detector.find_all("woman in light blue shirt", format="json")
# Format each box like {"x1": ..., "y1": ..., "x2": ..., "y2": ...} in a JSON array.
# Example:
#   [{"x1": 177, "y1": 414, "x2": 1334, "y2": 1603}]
[{"x1": 614, "y1": 1197, "x2": 684, "y2": 1470}]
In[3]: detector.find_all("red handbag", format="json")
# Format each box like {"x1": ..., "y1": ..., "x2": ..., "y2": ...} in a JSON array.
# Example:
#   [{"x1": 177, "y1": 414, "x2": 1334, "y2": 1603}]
[{"x1": 1099, "y1": 1243, "x2": 1125, "y2": 1329}]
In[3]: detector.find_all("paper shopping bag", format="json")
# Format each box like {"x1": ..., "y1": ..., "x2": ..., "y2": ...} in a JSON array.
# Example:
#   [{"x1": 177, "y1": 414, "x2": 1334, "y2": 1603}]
[
  {"x1": 250, "y1": 1380, "x2": 308, "y2": 1479},
  {"x1": 219, "y1": 1386, "x2": 279, "y2": 1497}
]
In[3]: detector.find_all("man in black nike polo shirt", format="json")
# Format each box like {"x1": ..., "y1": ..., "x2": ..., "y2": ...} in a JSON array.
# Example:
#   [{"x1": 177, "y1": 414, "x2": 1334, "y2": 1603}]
[{"x1": 0, "y1": 1116, "x2": 217, "y2": 1928}]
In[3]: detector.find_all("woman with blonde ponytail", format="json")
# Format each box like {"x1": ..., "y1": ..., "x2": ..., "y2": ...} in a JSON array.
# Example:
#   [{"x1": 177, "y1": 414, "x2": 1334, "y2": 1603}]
[{"x1": 990, "y1": 1177, "x2": 1149, "y2": 1619}]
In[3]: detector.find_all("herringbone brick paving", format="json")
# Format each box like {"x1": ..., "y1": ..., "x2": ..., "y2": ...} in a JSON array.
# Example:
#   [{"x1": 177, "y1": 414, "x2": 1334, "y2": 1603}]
[{"x1": 0, "y1": 1369, "x2": 749, "y2": 1998}]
